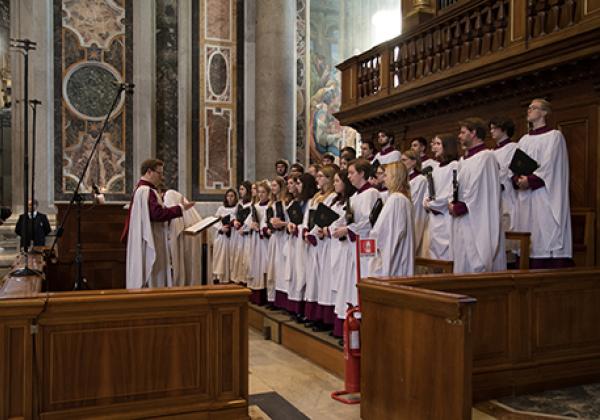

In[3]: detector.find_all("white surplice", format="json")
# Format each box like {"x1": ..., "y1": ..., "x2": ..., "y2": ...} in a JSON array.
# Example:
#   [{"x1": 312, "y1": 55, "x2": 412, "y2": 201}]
[
  {"x1": 410, "y1": 173, "x2": 429, "y2": 257},
  {"x1": 286, "y1": 201, "x2": 308, "y2": 303},
  {"x1": 247, "y1": 202, "x2": 269, "y2": 290},
  {"x1": 230, "y1": 202, "x2": 252, "y2": 283},
  {"x1": 304, "y1": 193, "x2": 336, "y2": 306},
  {"x1": 369, "y1": 193, "x2": 415, "y2": 277},
  {"x1": 513, "y1": 129, "x2": 572, "y2": 258},
  {"x1": 211, "y1": 205, "x2": 237, "y2": 283},
  {"x1": 266, "y1": 201, "x2": 288, "y2": 302},
  {"x1": 422, "y1": 158, "x2": 440, "y2": 171},
  {"x1": 424, "y1": 161, "x2": 458, "y2": 260},
  {"x1": 346, "y1": 185, "x2": 379, "y2": 306},
  {"x1": 493, "y1": 140, "x2": 519, "y2": 235},
  {"x1": 163, "y1": 190, "x2": 203, "y2": 286},
  {"x1": 329, "y1": 200, "x2": 357, "y2": 319},
  {"x1": 451, "y1": 150, "x2": 506, "y2": 273},
  {"x1": 126, "y1": 186, "x2": 172, "y2": 289},
  {"x1": 374, "y1": 147, "x2": 401, "y2": 165}
]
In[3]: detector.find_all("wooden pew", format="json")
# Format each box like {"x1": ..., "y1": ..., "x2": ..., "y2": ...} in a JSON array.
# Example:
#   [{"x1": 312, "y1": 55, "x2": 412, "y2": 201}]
[
  {"x1": 505, "y1": 231, "x2": 530, "y2": 269},
  {"x1": 362, "y1": 268, "x2": 600, "y2": 406},
  {"x1": 359, "y1": 280, "x2": 476, "y2": 420},
  {"x1": 571, "y1": 208, "x2": 595, "y2": 266},
  {"x1": 417, "y1": 231, "x2": 531, "y2": 273},
  {"x1": 0, "y1": 285, "x2": 250, "y2": 419},
  {"x1": 415, "y1": 257, "x2": 453, "y2": 273}
]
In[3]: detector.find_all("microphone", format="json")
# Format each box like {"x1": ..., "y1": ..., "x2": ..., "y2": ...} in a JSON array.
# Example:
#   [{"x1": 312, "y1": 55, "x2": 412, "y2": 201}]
[
  {"x1": 30, "y1": 99, "x2": 42, "y2": 105},
  {"x1": 112, "y1": 81, "x2": 135, "y2": 93}
]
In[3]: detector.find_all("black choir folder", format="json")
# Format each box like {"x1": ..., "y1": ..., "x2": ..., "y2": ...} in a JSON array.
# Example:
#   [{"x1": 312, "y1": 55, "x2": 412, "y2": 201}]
[
  {"x1": 314, "y1": 203, "x2": 339, "y2": 228},
  {"x1": 287, "y1": 201, "x2": 304, "y2": 225},
  {"x1": 369, "y1": 198, "x2": 384, "y2": 227},
  {"x1": 510, "y1": 149, "x2": 539, "y2": 176}
]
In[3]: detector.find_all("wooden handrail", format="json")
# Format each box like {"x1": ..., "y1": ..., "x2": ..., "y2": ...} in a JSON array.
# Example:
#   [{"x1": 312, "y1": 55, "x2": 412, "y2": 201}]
[{"x1": 336, "y1": 0, "x2": 595, "y2": 115}]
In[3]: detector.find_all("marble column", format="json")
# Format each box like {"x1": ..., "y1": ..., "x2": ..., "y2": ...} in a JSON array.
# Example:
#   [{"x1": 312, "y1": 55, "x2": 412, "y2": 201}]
[
  {"x1": 177, "y1": 0, "x2": 192, "y2": 197},
  {"x1": 244, "y1": 0, "x2": 256, "y2": 180},
  {"x1": 10, "y1": 0, "x2": 54, "y2": 213},
  {"x1": 132, "y1": 0, "x2": 156, "y2": 180},
  {"x1": 254, "y1": 0, "x2": 295, "y2": 180}
]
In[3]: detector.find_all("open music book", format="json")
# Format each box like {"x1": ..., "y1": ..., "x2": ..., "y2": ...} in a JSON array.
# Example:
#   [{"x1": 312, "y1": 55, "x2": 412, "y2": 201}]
[{"x1": 184, "y1": 216, "x2": 220, "y2": 235}]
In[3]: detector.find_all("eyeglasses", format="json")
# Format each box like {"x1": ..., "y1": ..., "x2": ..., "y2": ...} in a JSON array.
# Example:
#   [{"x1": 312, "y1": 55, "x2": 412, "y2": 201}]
[{"x1": 528, "y1": 105, "x2": 541, "y2": 111}]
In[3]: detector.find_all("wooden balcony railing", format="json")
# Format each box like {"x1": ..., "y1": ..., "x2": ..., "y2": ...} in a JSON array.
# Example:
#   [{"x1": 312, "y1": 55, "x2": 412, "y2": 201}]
[{"x1": 337, "y1": 0, "x2": 600, "y2": 117}]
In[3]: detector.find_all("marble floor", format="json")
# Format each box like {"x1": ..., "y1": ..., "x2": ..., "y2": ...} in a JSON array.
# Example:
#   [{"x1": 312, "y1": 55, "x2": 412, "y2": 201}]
[{"x1": 248, "y1": 329, "x2": 496, "y2": 420}]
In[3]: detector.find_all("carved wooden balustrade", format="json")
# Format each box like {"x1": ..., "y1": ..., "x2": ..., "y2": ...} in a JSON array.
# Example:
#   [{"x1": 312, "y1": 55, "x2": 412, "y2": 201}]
[{"x1": 337, "y1": 0, "x2": 600, "y2": 119}]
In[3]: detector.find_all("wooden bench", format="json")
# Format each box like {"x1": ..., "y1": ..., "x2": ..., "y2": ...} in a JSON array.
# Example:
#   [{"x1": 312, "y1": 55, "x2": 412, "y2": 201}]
[
  {"x1": 572, "y1": 208, "x2": 595, "y2": 267},
  {"x1": 359, "y1": 268, "x2": 600, "y2": 418},
  {"x1": 0, "y1": 285, "x2": 250, "y2": 419}
]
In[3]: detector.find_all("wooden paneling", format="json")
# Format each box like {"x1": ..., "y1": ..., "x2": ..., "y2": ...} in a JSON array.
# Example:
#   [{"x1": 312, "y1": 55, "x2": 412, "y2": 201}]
[
  {"x1": 532, "y1": 283, "x2": 600, "y2": 353},
  {"x1": 48, "y1": 203, "x2": 127, "y2": 291},
  {"x1": 586, "y1": 0, "x2": 600, "y2": 14},
  {"x1": 556, "y1": 108, "x2": 595, "y2": 209},
  {"x1": 367, "y1": 268, "x2": 600, "y2": 402},
  {"x1": 359, "y1": 282, "x2": 475, "y2": 420},
  {"x1": 0, "y1": 285, "x2": 250, "y2": 420},
  {"x1": 337, "y1": 0, "x2": 600, "y2": 266}
]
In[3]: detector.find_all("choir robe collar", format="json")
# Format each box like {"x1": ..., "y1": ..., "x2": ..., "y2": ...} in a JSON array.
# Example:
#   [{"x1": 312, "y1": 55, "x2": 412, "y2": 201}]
[
  {"x1": 421, "y1": 154, "x2": 434, "y2": 165},
  {"x1": 258, "y1": 200, "x2": 269, "y2": 206},
  {"x1": 366, "y1": 154, "x2": 375, "y2": 162},
  {"x1": 379, "y1": 145, "x2": 395, "y2": 156},
  {"x1": 464, "y1": 142, "x2": 487, "y2": 159},
  {"x1": 494, "y1": 137, "x2": 513, "y2": 150},
  {"x1": 529, "y1": 125, "x2": 553, "y2": 136},
  {"x1": 137, "y1": 179, "x2": 158, "y2": 190},
  {"x1": 409, "y1": 169, "x2": 421, "y2": 180},
  {"x1": 375, "y1": 184, "x2": 388, "y2": 192},
  {"x1": 356, "y1": 181, "x2": 373, "y2": 195}
]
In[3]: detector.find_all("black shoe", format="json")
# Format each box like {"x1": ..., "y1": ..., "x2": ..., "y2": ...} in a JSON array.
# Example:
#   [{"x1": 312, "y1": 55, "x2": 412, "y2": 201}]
[
  {"x1": 312, "y1": 324, "x2": 332, "y2": 333},
  {"x1": 303, "y1": 321, "x2": 315, "y2": 328},
  {"x1": 294, "y1": 314, "x2": 306, "y2": 323},
  {"x1": 337, "y1": 339, "x2": 344, "y2": 347}
]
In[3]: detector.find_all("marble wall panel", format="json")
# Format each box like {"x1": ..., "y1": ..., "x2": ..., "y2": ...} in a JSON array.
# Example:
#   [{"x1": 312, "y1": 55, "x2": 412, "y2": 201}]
[
  {"x1": 205, "y1": 46, "x2": 230, "y2": 102},
  {"x1": 205, "y1": 0, "x2": 231, "y2": 41},
  {"x1": 54, "y1": 0, "x2": 133, "y2": 201},
  {"x1": 205, "y1": 108, "x2": 231, "y2": 189},
  {"x1": 156, "y1": 0, "x2": 179, "y2": 189},
  {"x1": 193, "y1": 0, "x2": 241, "y2": 199}
]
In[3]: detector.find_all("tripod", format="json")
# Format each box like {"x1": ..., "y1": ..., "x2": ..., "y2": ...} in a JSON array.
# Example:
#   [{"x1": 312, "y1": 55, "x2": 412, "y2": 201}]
[
  {"x1": 10, "y1": 38, "x2": 38, "y2": 277},
  {"x1": 49, "y1": 82, "x2": 133, "y2": 290}
]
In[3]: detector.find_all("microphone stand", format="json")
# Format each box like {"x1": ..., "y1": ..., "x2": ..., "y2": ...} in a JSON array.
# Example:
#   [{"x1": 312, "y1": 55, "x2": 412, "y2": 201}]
[
  {"x1": 49, "y1": 82, "x2": 131, "y2": 290},
  {"x1": 10, "y1": 38, "x2": 38, "y2": 277},
  {"x1": 29, "y1": 99, "x2": 42, "y2": 255}
]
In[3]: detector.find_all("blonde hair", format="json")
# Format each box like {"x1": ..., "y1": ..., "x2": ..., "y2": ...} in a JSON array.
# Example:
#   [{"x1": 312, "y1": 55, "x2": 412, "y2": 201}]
[
  {"x1": 256, "y1": 180, "x2": 271, "y2": 203},
  {"x1": 384, "y1": 162, "x2": 410, "y2": 199},
  {"x1": 311, "y1": 165, "x2": 337, "y2": 205},
  {"x1": 532, "y1": 98, "x2": 552, "y2": 114},
  {"x1": 402, "y1": 149, "x2": 422, "y2": 172}
]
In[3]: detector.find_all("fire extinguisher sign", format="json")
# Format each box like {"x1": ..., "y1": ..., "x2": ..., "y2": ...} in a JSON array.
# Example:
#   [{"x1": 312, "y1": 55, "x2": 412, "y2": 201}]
[{"x1": 359, "y1": 238, "x2": 376, "y2": 257}]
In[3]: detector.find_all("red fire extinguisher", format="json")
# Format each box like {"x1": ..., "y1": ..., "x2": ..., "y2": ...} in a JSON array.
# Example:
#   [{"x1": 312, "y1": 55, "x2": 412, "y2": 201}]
[{"x1": 331, "y1": 304, "x2": 361, "y2": 404}]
